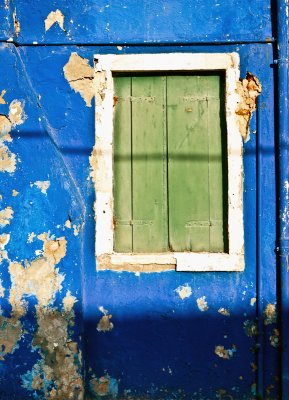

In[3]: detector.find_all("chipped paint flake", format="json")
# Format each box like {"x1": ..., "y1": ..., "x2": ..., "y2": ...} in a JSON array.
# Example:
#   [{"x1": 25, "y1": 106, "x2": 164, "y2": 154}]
[
  {"x1": 250, "y1": 297, "x2": 256, "y2": 306},
  {"x1": 175, "y1": 284, "x2": 192, "y2": 300},
  {"x1": 270, "y1": 329, "x2": 280, "y2": 348},
  {"x1": 38, "y1": 233, "x2": 67, "y2": 264},
  {"x1": 0, "y1": 316, "x2": 22, "y2": 360},
  {"x1": 65, "y1": 219, "x2": 72, "y2": 229},
  {"x1": 0, "y1": 145, "x2": 16, "y2": 173},
  {"x1": 27, "y1": 232, "x2": 36, "y2": 243},
  {"x1": 12, "y1": 189, "x2": 19, "y2": 197},
  {"x1": 0, "y1": 90, "x2": 6, "y2": 105},
  {"x1": 264, "y1": 303, "x2": 277, "y2": 325},
  {"x1": 90, "y1": 375, "x2": 118, "y2": 398},
  {"x1": 32, "y1": 180, "x2": 50, "y2": 194},
  {"x1": 63, "y1": 53, "x2": 94, "y2": 107},
  {"x1": 13, "y1": 8, "x2": 20, "y2": 36},
  {"x1": 215, "y1": 345, "x2": 237, "y2": 360},
  {"x1": 0, "y1": 115, "x2": 12, "y2": 138},
  {"x1": 8, "y1": 99, "x2": 26, "y2": 126},
  {"x1": 243, "y1": 320, "x2": 258, "y2": 337},
  {"x1": 63, "y1": 290, "x2": 77, "y2": 313},
  {"x1": 0, "y1": 279, "x2": 5, "y2": 298},
  {"x1": 218, "y1": 307, "x2": 230, "y2": 316},
  {"x1": 45, "y1": 9, "x2": 65, "y2": 31},
  {"x1": 236, "y1": 72, "x2": 262, "y2": 141},
  {"x1": 97, "y1": 306, "x2": 114, "y2": 332},
  {"x1": 73, "y1": 224, "x2": 81, "y2": 236},
  {"x1": 197, "y1": 296, "x2": 209, "y2": 311},
  {"x1": 0, "y1": 206, "x2": 13, "y2": 227}
]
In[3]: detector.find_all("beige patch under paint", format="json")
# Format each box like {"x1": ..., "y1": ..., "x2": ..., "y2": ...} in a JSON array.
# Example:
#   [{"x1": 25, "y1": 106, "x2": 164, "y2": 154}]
[
  {"x1": 27, "y1": 232, "x2": 36, "y2": 243},
  {"x1": 215, "y1": 345, "x2": 237, "y2": 360},
  {"x1": 90, "y1": 375, "x2": 116, "y2": 397},
  {"x1": 12, "y1": 189, "x2": 19, "y2": 197},
  {"x1": 0, "y1": 90, "x2": 6, "y2": 105},
  {"x1": 62, "y1": 290, "x2": 77, "y2": 313},
  {"x1": 38, "y1": 233, "x2": 67, "y2": 265},
  {"x1": 32, "y1": 180, "x2": 50, "y2": 194},
  {"x1": 0, "y1": 316, "x2": 22, "y2": 360},
  {"x1": 8, "y1": 99, "x2": 26, "y2": 126},
  {"x1": 197, "y1": 296, "x2": 209, "y2": 312},
  {"x1": 0, "y1": 233, "x2": 10, "y2": 249},
  {"x1": 243, "y1": 320, "x2": 258, "y2": 337},
  {"x1": 0, "y1": 279, "x2": 5, "y2": 298},
  {"x1": 269, "y1": 329, "x2": 280, "y2": 348},
  {"x1": 218, "y1": 307, "x2": 230, "y2": 316},
  {"x1": 250, "y1": 297, "x2": 256, "y2": 306},
  {"x1": 0, "y1": 115, "x2": 12, "y2": 138},
  {"x1": 175, "y1": 284, "x2": 192, "y2": 300},
  {"x1": 264, "y1": 303, "x2": 277, "y2": 325},
  {"x1": 0, "y1": 207, "x2": 13, "y2": 227},
  {"x1": 9, "y1": 257, "x2": 64, "y2": 317},
  {"x1": 89, "y1": 145, "x2": 97, "y2": 183},
  {"x1": 45, "y1": 9, "x2": 65, "y2": 31},
  {"x1": 73, "y1": 224, "x2": 81, "y2": 236},
  {"x1": 97, "y1": 306, "x2": 114, "y2": 332},
  {"x1": 0, "y1": 145, "x2": 16, "y2": 173},
  {"x1": 65, "y1": 219, "x2": 72, "y2": 229},
  {"x1": 236, "y1": 72, "x2": 262, "y2": 141},
  {"x1": 13, "y1": 8, "x2": 20, "y2": 36},
  {"x1": 63, "y1": 53, "x2": 94, "y2": 107}
]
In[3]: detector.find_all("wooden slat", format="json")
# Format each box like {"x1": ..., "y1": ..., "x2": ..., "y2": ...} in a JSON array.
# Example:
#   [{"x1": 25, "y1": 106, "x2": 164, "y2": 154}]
[
  {"x1": 113, "y1": 76, "x2": 133, "y2": 252},
  {"x1": 167, "y1": 75, "x2": 210, "y2": 252},
  {"x1": 206, "y1": 75, "x2": 227, "y2": 252},
  {"x1": 131, "y1": 76, "x2": 168, "y2": 252}
]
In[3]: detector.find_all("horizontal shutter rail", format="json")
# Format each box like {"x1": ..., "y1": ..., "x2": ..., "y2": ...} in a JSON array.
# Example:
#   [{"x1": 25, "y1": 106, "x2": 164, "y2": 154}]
[
  {"x1": 115, "y1": 219, "x2": 154, "y2": 226},
  {"x1": 182, "y1": 96, "x2": 219, "y2": 101},
  {"x1": 117, "y1": 96, "x2": 156, "y2": 103}
]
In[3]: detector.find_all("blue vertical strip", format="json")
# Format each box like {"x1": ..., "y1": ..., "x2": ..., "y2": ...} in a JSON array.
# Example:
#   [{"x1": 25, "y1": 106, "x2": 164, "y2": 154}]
[{"x1": 277, "y1": 0, "x2": 289, "y2": 398}]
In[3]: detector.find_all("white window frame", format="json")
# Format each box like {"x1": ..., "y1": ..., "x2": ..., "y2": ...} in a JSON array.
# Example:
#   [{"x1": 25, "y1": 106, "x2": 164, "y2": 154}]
[{"x1": 94, "y1": 53, "x2": 244, "y2": 272}]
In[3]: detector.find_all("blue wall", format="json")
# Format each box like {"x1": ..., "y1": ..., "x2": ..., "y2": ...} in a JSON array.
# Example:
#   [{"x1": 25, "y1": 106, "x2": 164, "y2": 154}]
[{"x1": 0, "y1": 1, "x2": 279, "y2": 399}]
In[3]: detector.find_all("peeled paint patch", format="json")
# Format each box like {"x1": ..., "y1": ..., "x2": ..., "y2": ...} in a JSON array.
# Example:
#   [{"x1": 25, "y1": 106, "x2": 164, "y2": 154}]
[
  {"x1": 63, "y1": 290, "x2": 77, "y2": 313},
  {"x1": 63, "y1": 53, "x2": 94, "y2": 107},
  {"x1": 0, "y1": 316, "x2": 22, "y2": 360},
  {"x1": 0, "y1": 115, "x2": 11, "y2": 137},
  {"x1": 0, "y1": 206, "x2": 13, "y2": 227},
  {"x1": 0, "y1": 233, "x2": 10, "y2": 249},
  {"x1": 197, "y1": 296, "x2": 209, "y2": 312},
  {"x1": 9, "y1": 258, "x2": 64, "y2": 316},
  {"x1": 0, "y1": 145, "x2": 16, "y2": 173},
  {"x1": 270, "y1": 329, "x2": 280, "y2": 348},
  {"x1": 90, "y1": 375, "x2": 118, "y2": 398},
  {"x1": 264, "y1": 303, "x2": 277, "y2": 325},
  {"x1": 0, "y1": 279, "x2": 5, "y2": 297},
  {"x1": 32, "y1": 180, "x2": 50, "y2": 194},
  {"x1": 236, "y1": 72, "x2": 262, "y2": 141},
  {"x1": 215, "y1": 345, "x2": 237, "y2": 360},
  {"x1": 65, "y1": 219, "x2": 72, "y2": 229},
  {"x1": 250, "y1": 297, "x2": 256, "y2": 306},
  {"x1": 13, "y1": 8, "x2": 20, "y2": 36},
  {"x1": 243, "y1": 320, "x2": 258, "y2": 337},
  {"x1": 8, "y1": 99, "x2": 26, "y2": 126},
  {"x1": 97, "y1": 306, "x2": 114, "y2": 332},
  {"x1": 218, "y1": 307, "x2": 230, "y2": 316},
  {"x1": 175, "y1": 284, "x2": 192, "y2": 300},
  {"x1": 89, "y1": 146, "x2": 97, "y2": 183},
  {"x1": 12, "y1": 189, "x2": 19, "y2": 196},
  {"x1": 38, "y1": 233, "x2": 67, "y2": 264},
  {"x1": 45, "y1": 9, "x2": 65, "y2": 31},
  {"x1": 27, "y1": 232, "x2": 36, "y2": 243},
  {"x1": 0, "y1": 90, "x2": 6, "y2": 105}
]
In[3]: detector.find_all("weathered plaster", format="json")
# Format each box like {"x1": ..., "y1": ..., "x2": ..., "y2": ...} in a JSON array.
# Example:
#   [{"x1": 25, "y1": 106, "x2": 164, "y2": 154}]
[
  {"x1": 215, "y1": 345, "x2": 237, "y2": 360},
  {"x1": 45, "y1": 10, "x2": 65, "y2": 32},
  {"x1": 264, "y1": 303, "x2": 277, "y2": 325},
  {"x1": 13, "y1": 8, "x2": 20, "y2": 37},
  {"x1": 63, "y1": 53, "x2": 94, "y2": 107},
  {"x1": 196, "y1": 296, "x2": 209, "y2": 312},
  {"x1": 175, "y1": 284, "x2": 192, "y2": 300},
  {"x1": 97, "y1": 306, "x2": 114, "y2": 332},
  {"x1": 32, "y1": 180, "x2": 51, "y2": 194}
]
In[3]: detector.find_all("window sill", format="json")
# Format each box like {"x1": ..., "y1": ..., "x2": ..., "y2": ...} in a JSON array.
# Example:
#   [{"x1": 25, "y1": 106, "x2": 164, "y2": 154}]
[{"x1": 97, "y1": 252, "x2": 245, "y2": 273}]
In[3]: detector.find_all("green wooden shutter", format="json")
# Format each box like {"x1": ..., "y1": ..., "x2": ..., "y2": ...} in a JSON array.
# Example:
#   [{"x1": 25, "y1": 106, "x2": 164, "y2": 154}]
[{"x1": 113, "y1": 73, "x2": 227, "y2": 254}]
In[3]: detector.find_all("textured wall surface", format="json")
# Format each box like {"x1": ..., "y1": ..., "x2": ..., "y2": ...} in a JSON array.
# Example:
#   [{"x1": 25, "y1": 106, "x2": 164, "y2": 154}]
[{"x1": 0, "y1": 1, "x2": 280, "y2": 399}]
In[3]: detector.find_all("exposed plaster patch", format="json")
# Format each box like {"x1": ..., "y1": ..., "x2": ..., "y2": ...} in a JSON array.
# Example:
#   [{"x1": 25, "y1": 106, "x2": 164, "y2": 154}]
[
  {"x1": 0, "y1": 206, "x2": 13, "y2": 227},
  {"x1": 97, "y1": 306, "x2": 114, "y2": 332},
  {"x1": 8, "y1": 99, "x2": 26, "y2": 126},
  {"x1": 12, "y1": 189, "x2": 19, "y2": 196},
  {"x1": 63, "y1": 53, "x2": 94, "y2": 107},
  {"x1": 0, "y1": 115, "x2": 12, "y2": 138},
  {"x1": 62, "y1": 290, "x2": 77, "y2": 313},
  {"x1": 250, "y1": 297, "x2": 256, "y2": 306},
  {"x1": 90, "y1": 375, "x2": 118, "y2": 398},
  {"x1": 27, "y1": 232, "x2": 36, "y2": 243},
  {"x1": 32, "y1": 180, "x2": 50, "y2": 194},
  {"x1": 235, "y1": 72, "x2": 262, "y2": 141},
  {"x1": 264, "y1": 303, "x2": 277, "y2": 325},
  {"x1": 0, "y1": 145, "x2": 16, "y2": 173},
  {"x1": 197, "y1": 296, "x2": 209, "y2": 312},
  {"x1": 218, "y1": 307, "x2": 230, "y2": 316},
  {"x1": 45, "y1": 9, "x2": 65, "y2": 32},
  {"x1": 38, "y1": 233, "x2": 67, "y2": 264},
  {"x1": 0, "y1": 279, "x2": 5, "y2": 298},
  {"x1": 65, "y1": 219, "x2": 72, "y2": 229},
  {"x1": 97, "y1": 256, "x2": 175, "y2": 273},
  {"x1": 0, "y1": 90, "x2": 6, "y2": 105},
  {"x1": 73, "y1": 224, "x2": 81, "y2": 236},
  {"x1": 215, "y1": 345, "x2": 237, "y2": 360},
  {"x1": 13, "y1": 8, "x2": 20, "y2": 37},
  {"x1": 243, "y1": 320, "x2": 258, "y2": 337},
  {"x1": 269, "y1": 329, "x2": 280, "y2": 348},
  {"x1": 0, "y1": 233, "x2": 10, "y2": 248},
  {"x1": 0, "y1": 316, "x2": 22, "y2": 360},
  {"x1": 175, "y1": 284, "x2": 192, "y2": 300}
]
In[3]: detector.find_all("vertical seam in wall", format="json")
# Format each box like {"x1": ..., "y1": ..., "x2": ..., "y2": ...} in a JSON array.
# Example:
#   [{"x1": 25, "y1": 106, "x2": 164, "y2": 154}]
[{"x1": 130, "y1": 77, "x2": 134, "y2": 252}]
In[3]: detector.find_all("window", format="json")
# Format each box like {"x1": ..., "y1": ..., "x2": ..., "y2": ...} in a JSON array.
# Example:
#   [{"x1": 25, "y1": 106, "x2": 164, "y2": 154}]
[{"x1": 94, "y1": 53, "x2": 244, "y2": 272}]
